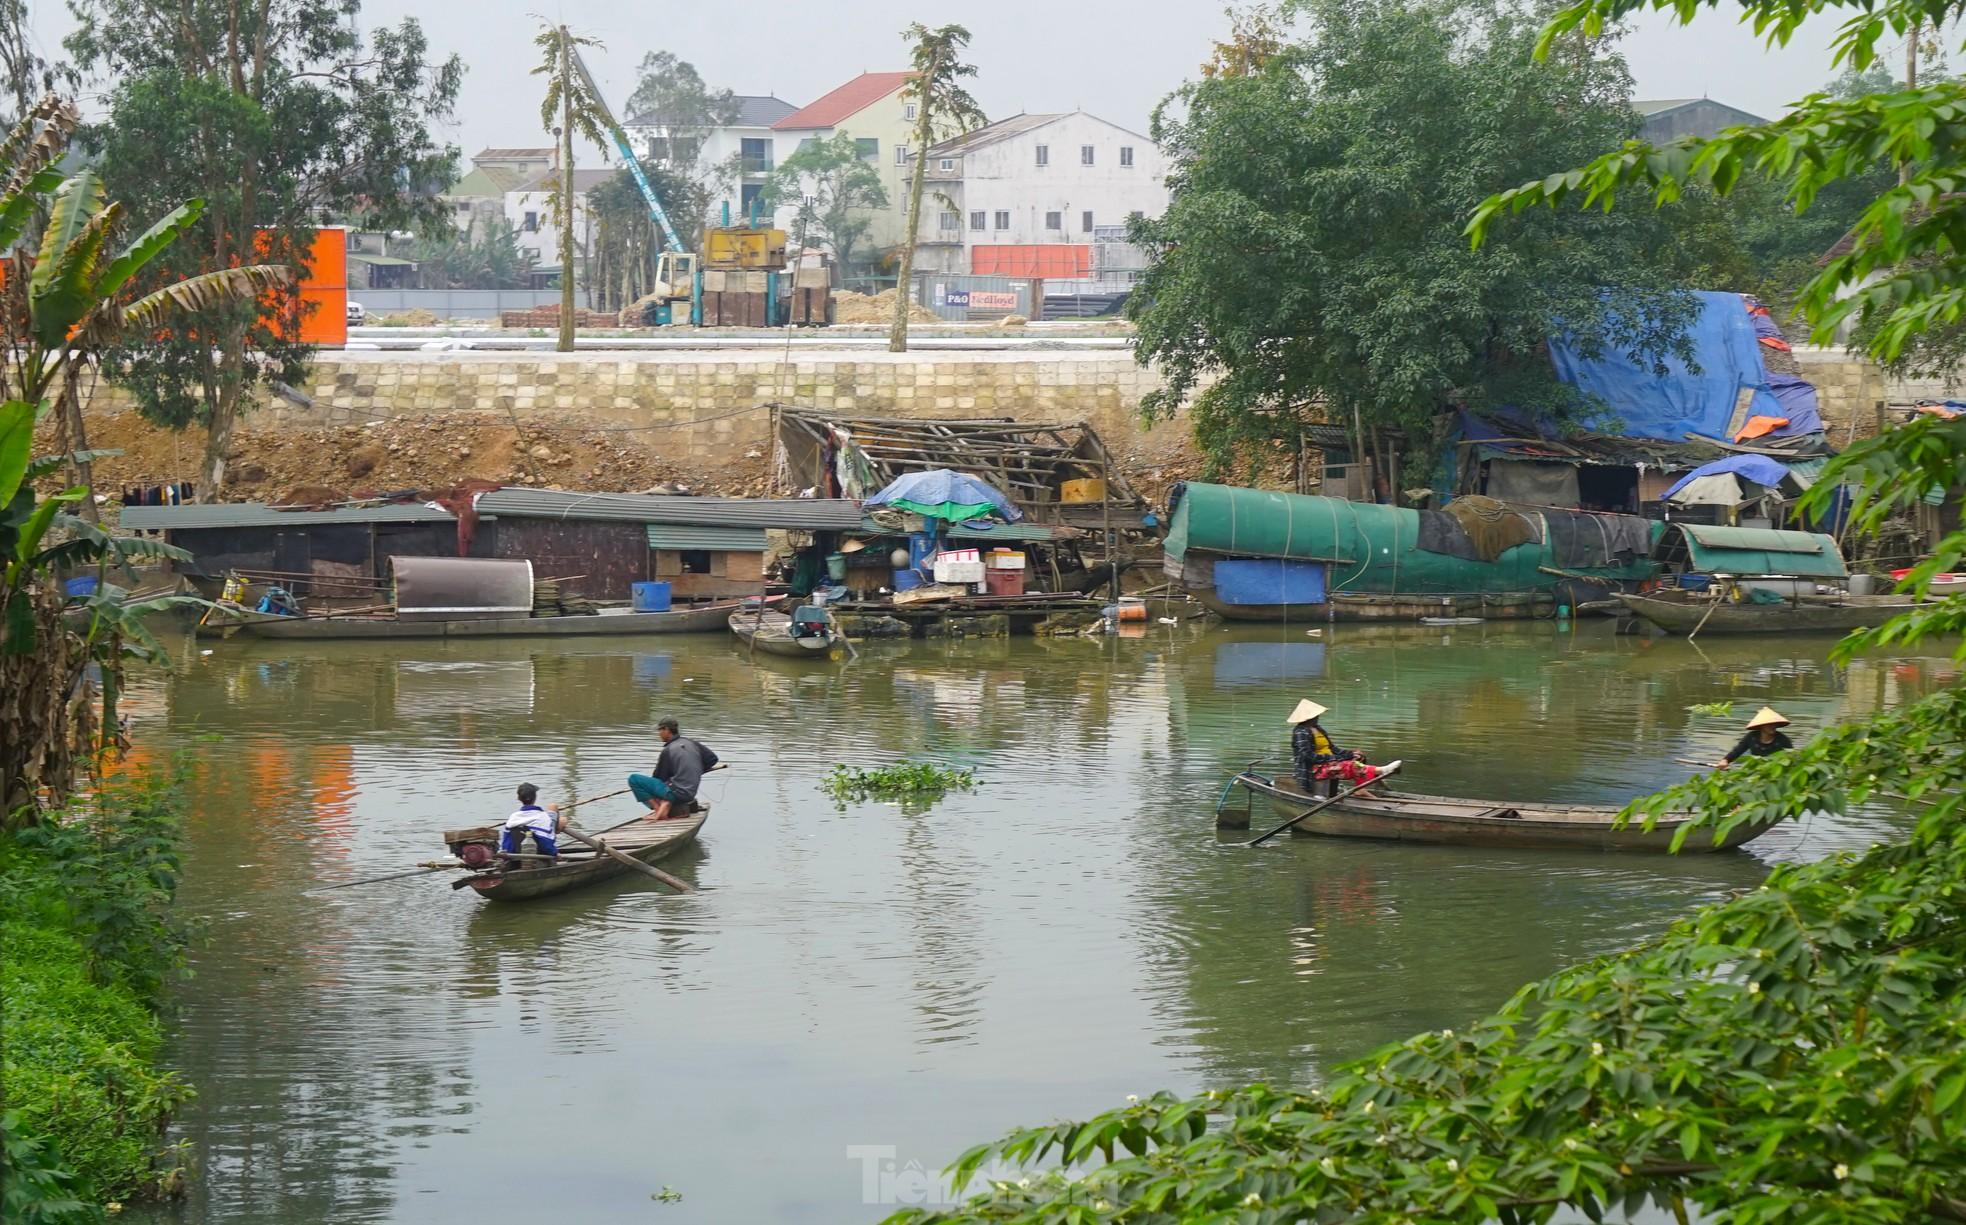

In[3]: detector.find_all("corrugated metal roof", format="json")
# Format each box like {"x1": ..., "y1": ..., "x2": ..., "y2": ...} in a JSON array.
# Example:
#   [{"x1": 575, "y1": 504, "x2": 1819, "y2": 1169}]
[
  {"x1": 1668, "y1": 523, "x2": 1848, "y2": 578},
  {"x1": 118, "y1": 502, "x2": 454, "y2": 530},
  {"x1": 1676, "y1": 524, "x2": 1830, "y2": 556},
  {"x1": 477, "y1": 488, "x2": 862, "y2": 529},
  {"x1": 928, "y1": 113, "x2": 1063, "y2": 157},
  {"x1": 646, "y1": 524, "x2": 767, "y2": 550}
]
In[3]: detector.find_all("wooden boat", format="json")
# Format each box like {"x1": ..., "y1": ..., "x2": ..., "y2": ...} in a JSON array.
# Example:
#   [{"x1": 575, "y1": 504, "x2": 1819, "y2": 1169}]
[
  {"x1": 728, "y1": 608, "x2": 840, "y2": 658},
  {"x1": 200, "y1": 599, "x2": 745, "y2": 641},
  {"x1": 1615, "y1": 591, "x2": 1918, "y2": 635},
  {"x1": 450, "y1": 811, "x2": 708, "y2": 902},
  {"x1": 1220, "y1": 771, "x2": 1772, "y2": 852}
]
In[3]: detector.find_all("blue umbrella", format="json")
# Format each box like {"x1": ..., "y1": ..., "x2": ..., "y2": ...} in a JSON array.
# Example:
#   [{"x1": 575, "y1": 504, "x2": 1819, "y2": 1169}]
[{"x1": 865, "y1": 469, "x2": 1023, "y2": 522}]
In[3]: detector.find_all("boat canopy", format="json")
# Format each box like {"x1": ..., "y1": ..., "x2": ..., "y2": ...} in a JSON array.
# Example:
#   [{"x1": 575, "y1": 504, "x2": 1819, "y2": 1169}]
[
  {"x1": 392, "y1": 556, "x2": 535, "y2": 621},
  {"x1": 1165, "y1": 482, "x2": 1656, "y2": 596},
  {"x1": 1653, "y1": 523, "x2": 1847, "y2": 579}
]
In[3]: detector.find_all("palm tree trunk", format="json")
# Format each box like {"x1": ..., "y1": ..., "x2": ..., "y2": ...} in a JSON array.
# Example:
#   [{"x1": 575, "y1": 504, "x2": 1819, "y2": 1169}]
[
  {"x1": 557, "y1": 27, "x2": 577, "y2": 353},
  {"x1": 888, "y1": 101, "x2": 936, "y2": 353}
]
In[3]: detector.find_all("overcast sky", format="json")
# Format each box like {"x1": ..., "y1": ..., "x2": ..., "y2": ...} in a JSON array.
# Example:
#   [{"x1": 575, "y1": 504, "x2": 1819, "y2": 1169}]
[{"x1": 29, "y1": 1, "x2": 1855, "y2": 155}]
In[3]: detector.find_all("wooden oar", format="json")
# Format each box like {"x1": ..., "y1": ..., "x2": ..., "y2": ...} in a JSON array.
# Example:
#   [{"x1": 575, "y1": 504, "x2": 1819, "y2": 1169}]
[
  {"x1": 558, "y1": 823, "x2": 696, "y2": 893},
  {"x1": 1247, "y1": 761, "x2": 1404, "y2": 848}
]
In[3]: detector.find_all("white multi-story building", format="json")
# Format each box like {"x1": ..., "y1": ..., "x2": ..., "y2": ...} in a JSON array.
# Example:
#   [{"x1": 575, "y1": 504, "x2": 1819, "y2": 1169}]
[
  {"x1": 443, "y1": 147, "x2": 554, "y2": 242},
  {"x1": 622, "y1": 94, "x2": 799, "y2": 234},
  {"x1": 504, "y1": 167, "x2": 614, "y2": 286},
  {"x1": 909, "y1": 112, "x2": 1170, "y2": 276},
  {"x1": 771, "y1": 72, "x2": 918, "y2": 250}
]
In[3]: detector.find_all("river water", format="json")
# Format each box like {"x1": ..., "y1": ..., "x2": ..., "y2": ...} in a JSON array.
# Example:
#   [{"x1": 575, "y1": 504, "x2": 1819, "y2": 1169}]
[{"x1": 123, "y1": 620, "x2": 1950, "y2": 1223}]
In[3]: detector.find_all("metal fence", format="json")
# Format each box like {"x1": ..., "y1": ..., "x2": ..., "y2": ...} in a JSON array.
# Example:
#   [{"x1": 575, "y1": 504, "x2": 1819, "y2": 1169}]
[
  {"x1": 912, "y1": 273, "x2": 1037, "y2": 322},
  {"x1": 347, "y1": 288, "x2": 565, "y2": 320}
]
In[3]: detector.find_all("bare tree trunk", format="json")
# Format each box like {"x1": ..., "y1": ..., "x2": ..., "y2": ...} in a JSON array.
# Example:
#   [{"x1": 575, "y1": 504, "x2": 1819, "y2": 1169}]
[
  {"x1": 199, "y1": 340, "x2": 247, "y2": 499},
  {"x1": 888, "y1": 101, "x2": 936, "y2": 353},
  {"x1": 557, "y1": 27, "x2": 576, "y2": 353},
  {"x1": 57, "y1": 363, "x2": 98, "y2": 522}
]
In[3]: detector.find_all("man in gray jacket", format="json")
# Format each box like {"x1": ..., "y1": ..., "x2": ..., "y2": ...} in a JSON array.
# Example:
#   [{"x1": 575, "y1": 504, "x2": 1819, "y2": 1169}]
[{"x1": 628, "y1": 717, "x2": 718, "y2": 820}]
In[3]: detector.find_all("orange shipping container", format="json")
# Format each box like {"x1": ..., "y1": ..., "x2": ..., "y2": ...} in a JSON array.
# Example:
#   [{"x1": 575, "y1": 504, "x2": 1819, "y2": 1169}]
[
  {"x1": 970, "y1": 244, "x2": 1090, "y2": 278},
  {"x1": 255, "y1": 226, "x2": 347, "y2": 347}
]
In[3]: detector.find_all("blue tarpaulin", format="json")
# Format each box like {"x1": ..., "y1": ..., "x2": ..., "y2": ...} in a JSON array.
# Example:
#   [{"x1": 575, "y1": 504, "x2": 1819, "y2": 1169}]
[
  {"x1": 1548, "y1": 291, "x2": 1823, "y2": 441},
  {"x1": 1213, "y1": 558, "x2": 1328, "y2": 605},
  {"x1": 1661, "y1": 454, "x2": 1792, "y2": 500},
  {"x1": 864, "y1": 469, "x2": 1023, "y2": 522}
]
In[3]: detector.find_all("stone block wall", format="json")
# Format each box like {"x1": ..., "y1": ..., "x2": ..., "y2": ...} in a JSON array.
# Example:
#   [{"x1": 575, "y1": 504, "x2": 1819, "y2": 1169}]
[{"x1": 87, "y1": 348, "x2": 1194, "y2": 468}]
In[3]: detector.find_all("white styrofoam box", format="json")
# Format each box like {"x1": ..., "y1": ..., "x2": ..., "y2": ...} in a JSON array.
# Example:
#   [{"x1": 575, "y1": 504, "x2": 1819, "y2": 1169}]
[
  {"x1": 986, "y1": 550, "x2": 1026, "y2": 570},
  {"x1": 934, "y1": 561, "x2": 986, "y2": 584}
]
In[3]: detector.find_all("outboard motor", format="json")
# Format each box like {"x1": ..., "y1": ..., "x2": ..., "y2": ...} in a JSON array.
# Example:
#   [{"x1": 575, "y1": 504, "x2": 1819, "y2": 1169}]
[
  {"x1": 443, "y1": 826, "x2": 502, "y2": 869},
  {"x1": 791, "y1": 604, "x2": 830, "y2": 639}
]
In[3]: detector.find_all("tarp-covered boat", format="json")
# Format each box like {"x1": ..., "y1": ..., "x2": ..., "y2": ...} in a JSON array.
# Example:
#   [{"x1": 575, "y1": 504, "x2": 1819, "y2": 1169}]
[{"x1": 1164, "y1": 483, "x2": 1658, "y2": 621}]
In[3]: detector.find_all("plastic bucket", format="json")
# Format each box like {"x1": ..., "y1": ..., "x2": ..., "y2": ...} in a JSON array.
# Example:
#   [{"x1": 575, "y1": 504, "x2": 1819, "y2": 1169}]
[
  {"x1": 892, "y1": 568, "x2": 923, "y2": 592},
  {"x1": 631, "y1": 581, "x2": 672, "y2": 612},
  {"x1": 64, "y1": 576, "x2": 99, "y2": 598},
  {"x1": 826, "y1": 551, "x2": 847, "y2": 581}
]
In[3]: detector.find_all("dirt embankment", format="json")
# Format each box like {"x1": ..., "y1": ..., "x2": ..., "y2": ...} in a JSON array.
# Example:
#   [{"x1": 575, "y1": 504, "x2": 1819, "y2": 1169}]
[{"x1": 47, "y1": 410, "x2": 776, "y2": 500}]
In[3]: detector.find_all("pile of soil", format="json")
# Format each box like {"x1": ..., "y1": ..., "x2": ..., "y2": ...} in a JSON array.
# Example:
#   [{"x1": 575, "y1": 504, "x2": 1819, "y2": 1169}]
[
  {"x1": 831, "y1": 289, "x2": 939, "y2": 325},
  {"x1": 375, "y1": 308, "x2": 442, "y2": 327},
  {"x1": 50, "y1": 410, "x2": 778, "y2": 500}
]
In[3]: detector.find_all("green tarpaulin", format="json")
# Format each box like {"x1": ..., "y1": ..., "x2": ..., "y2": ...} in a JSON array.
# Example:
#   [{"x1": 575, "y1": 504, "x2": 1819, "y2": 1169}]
[
  {"x1": 1662, "y1": 523, "x2": 1848, "y2": 578},
  {"x1": 1166, "y1": 483, "x2": 1655, "y2": 596}
]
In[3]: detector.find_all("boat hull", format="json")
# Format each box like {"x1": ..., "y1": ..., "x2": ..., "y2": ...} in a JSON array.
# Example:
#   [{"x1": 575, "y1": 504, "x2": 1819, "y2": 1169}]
[
  {"x1": 463, "y1": 811, "x2": 707, "y2": 902},
  {"x1": 1197, "y1": 590, "x2": 1554, "y2": 623},
  {"x1": 206, "y1": 601, "x2": 743, "y2": 641},
  {"x1": 1615, "y1": 593, "x2": 1917, "y2": 635},
  {"x1": 1227, "y1": 774, "x2": 1770, "y2": 852}
]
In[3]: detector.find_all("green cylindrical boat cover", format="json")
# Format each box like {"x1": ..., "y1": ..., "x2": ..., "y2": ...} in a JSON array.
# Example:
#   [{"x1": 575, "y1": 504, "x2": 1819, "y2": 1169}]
[{"x1": 1165, "y1": 483, "x2": 1655, "y2": 596}]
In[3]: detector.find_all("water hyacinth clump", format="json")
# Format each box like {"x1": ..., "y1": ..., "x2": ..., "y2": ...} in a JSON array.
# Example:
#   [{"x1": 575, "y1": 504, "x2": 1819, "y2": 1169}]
[{"x1": 820, "y1": 763, "x2": 977, "y2": 810}]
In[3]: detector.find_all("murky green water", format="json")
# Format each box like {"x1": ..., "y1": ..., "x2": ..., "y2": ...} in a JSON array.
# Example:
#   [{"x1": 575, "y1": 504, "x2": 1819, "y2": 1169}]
[{"x1": 124, "y1": 621, "x2": 1950, "y2": 1223}]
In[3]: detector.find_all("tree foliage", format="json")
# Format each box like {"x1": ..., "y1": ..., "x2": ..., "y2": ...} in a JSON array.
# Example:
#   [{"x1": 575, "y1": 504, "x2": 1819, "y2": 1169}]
[
  {"x1": 413, "y1": 217, "x2": 536, "y2": 291},
  {"x1": 766, "y1": 132, "x2": 891, "y2": 277},
  {"x1": 625, "y1": 50, "x2": 740, "y2": 172},
  {"x1": 1466, "y1": 0, "x2": 1966, "y2": 378},
  {"x1": 890, "y1": 23, "x2": 986, "y2": 352},
  {"x1": 1129, "y1": 0, "x2": 1703, "y2": 485},
  {"x1": 533, "y1": 22, "x2": 609, "y2": 351},
  {"x1": 65, "y1": 0, "x2": 461, "y2": 495},
  {"x1": 588, "y1": 165, "x2": 710, "y2": 313}
]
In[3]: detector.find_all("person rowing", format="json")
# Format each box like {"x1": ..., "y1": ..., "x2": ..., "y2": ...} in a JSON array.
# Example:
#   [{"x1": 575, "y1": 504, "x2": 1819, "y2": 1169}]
[
  {"x1": 629, "y1": 717, "x2": 720, "y2": 821},
  {"x1": 1718, "y1": 707, "x2": 1794, "y2": 768},
  {"x1": 1288, "y1": 698, "x2": 1384, "y2": 796}
]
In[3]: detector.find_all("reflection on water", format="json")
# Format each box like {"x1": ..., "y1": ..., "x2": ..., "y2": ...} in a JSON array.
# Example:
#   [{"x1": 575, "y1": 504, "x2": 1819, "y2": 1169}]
[{"x1": 128, "y1": 623, "x2": 1947, "y2": 1223}]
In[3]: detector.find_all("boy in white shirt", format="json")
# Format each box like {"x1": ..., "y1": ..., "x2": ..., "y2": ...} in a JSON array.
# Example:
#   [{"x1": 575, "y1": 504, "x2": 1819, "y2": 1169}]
[{"x1": 501, "y1": 783, "x2": 564, "y2": 859}]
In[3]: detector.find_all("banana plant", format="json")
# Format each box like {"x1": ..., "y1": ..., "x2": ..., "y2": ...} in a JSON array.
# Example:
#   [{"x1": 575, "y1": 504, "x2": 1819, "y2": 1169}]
[{"x1": 0, "y1": 93, "x2": 293, "y2": 509}]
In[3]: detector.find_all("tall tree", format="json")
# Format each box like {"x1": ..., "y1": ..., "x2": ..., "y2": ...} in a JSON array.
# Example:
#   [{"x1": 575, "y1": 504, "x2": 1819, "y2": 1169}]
[
  {"x1": 532, "y1": 22, "x2": 609, "y2": 352},
  {"x1": 624, "y1": 51, "x2": 740, "y2": 172},
  {"x1": 65, "y1": 0, "x2": 462, "y2": 498},
  {"x1": 765, "y1": 132, "x2": 890, "y2": 279},
  {"x1": 889, "y1": 24, "x2": 985, "y2": 352},
  {"x1": 1129, "y1": 0, "x2": 1697, "y2": 491}
]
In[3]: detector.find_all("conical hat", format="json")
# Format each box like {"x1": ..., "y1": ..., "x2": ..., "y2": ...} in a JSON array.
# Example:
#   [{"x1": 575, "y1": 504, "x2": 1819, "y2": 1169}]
[
  {"x1": 1286, "y1": 698, "x2": 1328, "y2": 725},
  {"x1": 1745, "y1": 706, "x2": 1790, "y2": 729},
  {"x1": 840, "y1": 539, "x2": 866, "y2": 553}
]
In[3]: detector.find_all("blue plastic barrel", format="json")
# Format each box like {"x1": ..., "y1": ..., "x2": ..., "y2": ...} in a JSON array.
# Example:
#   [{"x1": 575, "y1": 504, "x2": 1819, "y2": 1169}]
[
  {"x1": 631, "y1": 581, "x2": 672, "y2": 612},
  {"x1": 892, "y1": 569, "x2": 923, "y2": 592},
  {"x1": 64, "y1": 576, "x2": 98, "y2": 598}
]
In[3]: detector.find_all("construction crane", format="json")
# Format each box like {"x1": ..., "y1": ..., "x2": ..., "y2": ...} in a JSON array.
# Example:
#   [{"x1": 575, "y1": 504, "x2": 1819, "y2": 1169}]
[
  {"x1": 565, "y1": 43, "x2": 803, "y2": 327},
  {"x1": 568, "y1": 43, "x2": 684, "y2": 254}
]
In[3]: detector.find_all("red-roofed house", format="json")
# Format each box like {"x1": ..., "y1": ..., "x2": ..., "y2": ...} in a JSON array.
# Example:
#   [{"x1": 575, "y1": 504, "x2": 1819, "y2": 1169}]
[{"x1": 772, "y1": 71, "x2": 921, "y2": 256}]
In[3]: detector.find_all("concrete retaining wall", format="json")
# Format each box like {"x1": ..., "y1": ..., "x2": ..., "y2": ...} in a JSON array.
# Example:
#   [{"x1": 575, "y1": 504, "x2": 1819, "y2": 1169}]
[{"x1": 84, "y1": 348, "x2": 1191, "y2": 468}]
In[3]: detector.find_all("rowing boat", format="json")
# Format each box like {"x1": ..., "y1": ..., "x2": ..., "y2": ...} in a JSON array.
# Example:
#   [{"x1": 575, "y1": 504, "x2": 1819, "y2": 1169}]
[
  {"x1": 728, "y1": 608, "x2": 840, "y2": 659},
  {"x1": 1220, "y1": 771, "x2": 1771, "y2": 852},
  {"x1": 1614, "y1": 591, "x2": 1917, "y2": 635},
  {"x1": 449, "y1": 810, "x2": 708, "y2": 902},
  {"x1": 201, "y1": 599, "x2": 745, "y2": 641}
]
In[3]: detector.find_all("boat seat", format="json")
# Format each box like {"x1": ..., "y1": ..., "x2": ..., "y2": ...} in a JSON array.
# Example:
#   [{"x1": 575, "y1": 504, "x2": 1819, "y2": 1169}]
[{"x1": 1471, "y1": 806, "x2": 1522, "y2": 820}]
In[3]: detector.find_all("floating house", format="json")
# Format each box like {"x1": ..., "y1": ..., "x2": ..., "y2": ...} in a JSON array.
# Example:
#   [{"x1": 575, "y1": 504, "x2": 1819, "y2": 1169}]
[
  {"x1": 121, "y1": 489, "x2": 863, "y2": 603},
  {"x1": 1164, "y1": 482, "x2": 1659, "y2": 621}
]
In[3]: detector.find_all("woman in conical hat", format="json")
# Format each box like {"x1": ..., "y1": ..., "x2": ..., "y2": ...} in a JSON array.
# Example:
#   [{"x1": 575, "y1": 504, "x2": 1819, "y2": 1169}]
[
  {"x1": 1288, "y1": 699, "x2": 1380, "y2": 795},
  {"x1": 1719, "y1": 707, "x2": 1793, "y2": 768}
]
